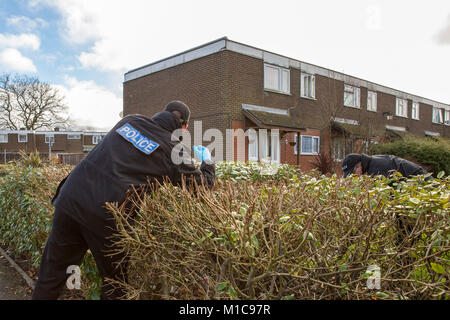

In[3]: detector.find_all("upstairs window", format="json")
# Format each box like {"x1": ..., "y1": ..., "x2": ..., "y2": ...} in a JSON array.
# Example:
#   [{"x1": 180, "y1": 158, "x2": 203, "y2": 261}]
[
  {"x1": 93, "y1": 135, "x2": 103, "y2": 145},
  {"x1": 432, "y1": 107, "x2": 443, "y2": 124},
  {"x1": 395, "y1": 98, "x2": 408, "y2": 118},
  {"x1": 367, "y1": 91, "x2": 377, "y2": 112},
  {"x1": 411, "y1": 102, "x2": 420, "y2": 120},
  {"x1": 264, "y1": 64, "x2": 290, "y2": 94},
  {"x1": 0, "y1": 134, "x2": 8, "y2": 143},
  {"x1": 18, "y1": 133, "x2": 27, "y2": 143},
  {"x1": 301, "y1": 73, "x2": 315, "y2": 99},
  {"x1": 45, "y1": 134, "x2": 55, "y2": 144},
  {"x1": 68, "y1": 134, "x2": 81, "y2": 139},
  {"x1": 445, "y1": 110, "x2": 450, "y2": 126},
  {"x1": 344, "y1": 85, "x2": 360, "y2": 108}
]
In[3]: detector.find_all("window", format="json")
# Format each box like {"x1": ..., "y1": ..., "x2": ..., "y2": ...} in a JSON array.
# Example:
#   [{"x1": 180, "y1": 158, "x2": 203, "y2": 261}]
[
  {"x1": 411, "y1": 102, "x2": 420, "y2": 120},
  {"x1": 367, "y1": 91, "x2": 377, "y2": 112},
  {"x1": 0, "y1": 134, "x2": 8, "y2": 143},
  {"x1": 93, "y1": 135, "x2": 103, "y2": 144},
  {"x1": 432, "y1": 107, "x2": 443, "y2": 124},
  {"x1": 68, "y1": 134, "x2": 81, "y2": 139},
  {"x1": 299, "y1": 135, "x2": 319, "y2": 155},
  {"x1": 395, "y1": 98, "x2": 408, "y2": 117},
  {"x1": 445, "y1": 110, "x2": 450, "y2": 126},
  {"x1": 333, "y1": 137, "x2": 353, "y2": 162},
  {"x1": 249, "y1": 129, "x2": 280, "y2": 162},
  {"x1": 301, "y1": 73, "x2": 315, "y2": 99},
  {"x1": 264, "y1": 64, "x2": 290, "y2": 94},
  {"x1": 248, "y1": 129, "x2": 258, "y2": 161},
  {"x1": 344, "y1": 85, "x2": 360, "y2": 108},
  {"x1": 18, "y1": 133, "x2": 27, "y2": 143},
  {"x1": 45, "y1": 134, "x2": 55, "y2": 144},
  {"x1": 270, "y1": 130, "x2": 280, "y2": 163}
]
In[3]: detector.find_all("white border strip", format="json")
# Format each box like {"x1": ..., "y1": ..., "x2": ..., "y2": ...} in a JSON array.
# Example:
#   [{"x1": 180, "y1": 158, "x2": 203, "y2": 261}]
[
  {"x1": 386, "y1": 125, "x2": 406, "y2": 132},
  {"x1": 242, "y1": 103, "x2": 289, "y2": 115}
]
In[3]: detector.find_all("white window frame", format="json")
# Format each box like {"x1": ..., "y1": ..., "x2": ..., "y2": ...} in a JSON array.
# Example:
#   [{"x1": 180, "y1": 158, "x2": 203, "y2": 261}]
[
  {"x1": 0, "y1": 134, "x2": 8, "y2": 143},
  {"x1": 294, "y1": 134, "x2": 299, "y2": 155},
  {"x1": 18, "y1": 133, "x2": 28, "y2": 143},
  {"x1": 67, "y1": 134, "x2": 81, "y2": 140},
  {"x1": 445, "y1": 110, "x2": 450, "y2": 126},
  {"x1": 367, "y1": 91, "x2": 377, "y2": 112},
  {"x1": 395, "y1": 98, "x2": 408, "y2": 118},
  {"x1": 45, "y1": 134, "x2": 55, "y2": 144},
  {"x1": 432, "y1": 107, "x2": 443, "y2": 124},
  {"x1": 333, "y1": 137, "x2": 354, "y2": 162},
  {"x1": 411, "y1": 102, "x2": 420, "y2": 120},
  {"x1": 270, "y1": 129, "x2": 280, "y2": 163},
  {"x1": 248, "y1": 129, "x2": 259, "y2": 161},
  {"x1": 300, "y1": 72, "x2": 316, "y2": 99},
  {"x1": 300, "y1": 135, "x2": 320, "y2": 155},
  {"x1": 92, "y1": 135, "x2": 103, "y2": 145},
  {"x1": 344, "y1": 84, "x2": 361, "y2": 108},
  {"x1": 264, "y1": 63, "x2": 290, "y2": 94}
]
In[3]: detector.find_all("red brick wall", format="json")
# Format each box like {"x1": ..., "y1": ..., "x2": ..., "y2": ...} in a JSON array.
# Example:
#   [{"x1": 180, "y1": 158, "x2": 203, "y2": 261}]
[{"x1": 123, "y1": 49, "x2": 449, "y2": 170}]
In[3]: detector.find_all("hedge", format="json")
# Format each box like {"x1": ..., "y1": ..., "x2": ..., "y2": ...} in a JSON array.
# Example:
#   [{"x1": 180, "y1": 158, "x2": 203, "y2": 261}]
[
  {"x1": 0, "y1": 156, "x2": 101, "y2": 299},
  {"x1": 370, "y1": 136, "x2": 450, "y2": 176},
  {"x1": 109, "y1": 164, "x2": 449, "y2": 300},
  {"x1": 0, "y1": 158, "x2": 448, "y2": 300}
]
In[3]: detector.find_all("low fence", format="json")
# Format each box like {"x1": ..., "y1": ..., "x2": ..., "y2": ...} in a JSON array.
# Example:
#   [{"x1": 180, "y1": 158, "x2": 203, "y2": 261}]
[
  {"x1": 0, "y1": 152, "x2": 85, "y2": 166},
  {"x1": 57, "y1": 153, "x2": 86, "y2": 166}
]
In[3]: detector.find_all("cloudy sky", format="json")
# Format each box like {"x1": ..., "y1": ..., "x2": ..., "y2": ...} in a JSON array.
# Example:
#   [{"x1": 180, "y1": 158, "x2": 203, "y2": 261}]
[{"x1": 1, "y1": 0, "x2": 450, "y2": 130}]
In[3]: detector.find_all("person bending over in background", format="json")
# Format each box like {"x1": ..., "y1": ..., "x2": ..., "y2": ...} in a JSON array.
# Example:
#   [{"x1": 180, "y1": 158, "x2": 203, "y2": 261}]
[{"x1": 342, "y1": 153, "x2": 431, "y2": 180}]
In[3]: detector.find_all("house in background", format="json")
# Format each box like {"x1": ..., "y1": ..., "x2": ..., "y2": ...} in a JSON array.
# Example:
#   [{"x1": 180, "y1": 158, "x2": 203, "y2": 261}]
[
  {"x1": 123, "y1": 37, "x2": 450, "y2": 172},
  {"x1": 0, "y1": 128, "x2": 108, "y2": 164}
]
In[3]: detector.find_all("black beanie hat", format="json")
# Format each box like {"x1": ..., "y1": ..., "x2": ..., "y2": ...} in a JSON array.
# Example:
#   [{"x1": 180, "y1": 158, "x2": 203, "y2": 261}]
[
  {"x1": 164, "y1": 101, "x2": 190, "y2": 125},
  {"x1": 342, "y1": 153, "x2": 362, "y2": 178}
]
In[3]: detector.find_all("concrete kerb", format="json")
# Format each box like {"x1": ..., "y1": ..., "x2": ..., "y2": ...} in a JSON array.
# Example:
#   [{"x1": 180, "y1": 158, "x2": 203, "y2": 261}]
[{"x1": 0, "y1": 246, "x2": 35, "y2": 290}]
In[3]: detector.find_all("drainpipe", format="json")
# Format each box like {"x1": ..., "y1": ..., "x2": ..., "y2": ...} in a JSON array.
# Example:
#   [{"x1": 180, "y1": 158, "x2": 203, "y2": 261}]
[{"x1": 297, "y1": 132, "x2": 301, "y2": 168}]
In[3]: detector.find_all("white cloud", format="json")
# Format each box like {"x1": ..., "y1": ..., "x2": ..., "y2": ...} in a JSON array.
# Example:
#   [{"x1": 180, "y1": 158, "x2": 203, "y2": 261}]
[
  {"x1": 30, "y1": 0, "x2": 101, "y2": 45},
  {"x1": 6, "y1": 16, "x2": 48, "y2": 32},
  {"x1": 0, "y1": 48, "x2": 37, "y2": 72},
  {"x1": 435, "y1": 15, "x2": 450, "y2": 45},
  {"x1": 0, "y1": 33, "x2": 40, "y2": 51},
  {"x1": 33, "y1": 0, "x2": 450, "y2": 105},
  {"x1": 55, "y1": 77, "x2": 122, "y2": 130}
]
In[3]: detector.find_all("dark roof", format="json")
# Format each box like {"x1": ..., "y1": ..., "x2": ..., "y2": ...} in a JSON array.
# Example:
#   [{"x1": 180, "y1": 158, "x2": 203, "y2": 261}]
[
  {"x1": 243, "y1": 109, "x2": 304, "y2": 131},
  {"x1": 332, "y1": 121, "x2": 386, "y2": 138}
]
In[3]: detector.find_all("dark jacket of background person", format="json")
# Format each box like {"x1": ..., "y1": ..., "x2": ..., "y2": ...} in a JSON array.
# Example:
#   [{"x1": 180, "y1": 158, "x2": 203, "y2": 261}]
[
  {"x1": 52, "y1": 111, "x2": 215, "y2": 238},
  {"x1": 359, "y1": 154, "x2": 429, "y2": 179}
]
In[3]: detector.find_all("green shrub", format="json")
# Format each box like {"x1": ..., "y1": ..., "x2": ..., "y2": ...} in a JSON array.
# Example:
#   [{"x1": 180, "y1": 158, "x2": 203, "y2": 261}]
[
  {"x1": 215, "y1": 161, "x2": 300, "y2": 181},
  {"x1": 370, "y1": 136, "x2": 450, "y2": 176},
  {"x1": 1, "y1": 159, "x2": 448, "y2": 300},
  {"x1": 0, "y1": 159, "x2": 101, "y2": 299},
  {"x1": 110, "y1": 167, "x2": 449, "y2": 300}
]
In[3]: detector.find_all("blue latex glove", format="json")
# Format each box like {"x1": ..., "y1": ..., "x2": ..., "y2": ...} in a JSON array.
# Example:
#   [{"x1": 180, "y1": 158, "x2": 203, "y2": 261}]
[{"x1": 192, "y1": 145, "x2": 211, "y2": 162}]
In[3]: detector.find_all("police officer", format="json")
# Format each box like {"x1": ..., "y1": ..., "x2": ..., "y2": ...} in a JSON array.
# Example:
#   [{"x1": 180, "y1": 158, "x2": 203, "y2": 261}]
[
  {"x1": 32, "y1": 101, "x2": 215, "y2": 300},
  {"x1": 342, "y1": 153, "x2": 430, "y2": 180}
]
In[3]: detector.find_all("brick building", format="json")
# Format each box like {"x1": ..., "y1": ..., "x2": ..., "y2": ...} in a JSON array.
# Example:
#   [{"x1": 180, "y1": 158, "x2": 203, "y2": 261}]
[
  {"x1": 0, "y1": 129, "x2": 108, "y2": 163},
  {"x1": 123, "y1": 37, "x2": 450, "y2": 171}
]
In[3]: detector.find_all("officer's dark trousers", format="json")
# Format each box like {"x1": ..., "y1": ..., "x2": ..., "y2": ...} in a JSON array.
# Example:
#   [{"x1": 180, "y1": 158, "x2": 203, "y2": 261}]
[{"x1": 32, "y1": 207, "x2": 128, "y2": 300}]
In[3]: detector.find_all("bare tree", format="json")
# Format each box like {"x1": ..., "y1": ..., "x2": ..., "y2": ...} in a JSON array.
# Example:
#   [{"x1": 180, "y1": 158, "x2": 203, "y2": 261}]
[{"x1": 0, "y1": 73, "x2": 70, "y2": 130}]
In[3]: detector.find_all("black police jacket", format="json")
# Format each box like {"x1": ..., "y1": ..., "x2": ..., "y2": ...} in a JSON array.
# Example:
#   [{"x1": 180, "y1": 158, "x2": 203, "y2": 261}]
[
  {"x1": 360, "y1": 154, "x2": 429, "y2": 178},
  {"x1": 52, "y1": 111, "x2": 215, "y2": 237}
]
